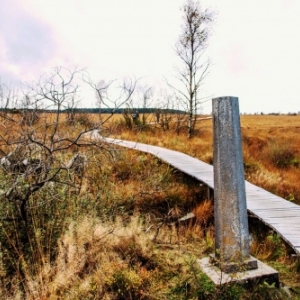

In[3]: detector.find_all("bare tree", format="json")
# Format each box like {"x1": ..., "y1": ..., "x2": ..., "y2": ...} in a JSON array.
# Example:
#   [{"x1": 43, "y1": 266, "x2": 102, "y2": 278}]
[
  {"x1": 138, "y1": 84, "x2": 153, "y2": 127},
  {"x1": 154, "y1": 90, "x2": 176, "y2": 132},
  {"x1": 170, "y1": 0, "x2": 213, "y2": 138},
  {"x1": 83, "y1": 77, "x2": 115, "y2": 125},
  {"x1": 0, "y1": 68, "x2": 138, "y2": 215},
  {"x1": 0, "y1": 68, "x2": 140, "y2": 288},
  {"x1": 0, "y1": 67, "x2": 108, "y2": 229},
  {"x1": 0, "y1": 81, "x2": 19, "y2": 111},
  {"x1": 83, "y1": 74, "x2": 137, "y2": 131}
]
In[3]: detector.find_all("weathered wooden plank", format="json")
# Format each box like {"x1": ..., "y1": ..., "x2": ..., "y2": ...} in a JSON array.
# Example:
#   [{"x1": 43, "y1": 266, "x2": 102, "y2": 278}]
[
  {"x1": 255, "y1": 216, "x2": 300, "y2": 220},
  {"x1": 248, "y1": 205, "x2": 294, "y2": 211},
  {"x1": 259, "y1": 215, "x2": 300, "y2": 220},
  {"x1": 248, "y1": 203, "x2": 296, "y2": 209},
  {"x1": 251, "y1": 198, "x2": 293, "y2": 206},
  {"x1": 283, "y1": 238, "x2": 300, "y2": 244},
  {"x1": 251, "y1": 211, "x2": 300, "y2": 216},
  {"x1": 278, "y1": 233, "x2": 300, "y2": 238},
  {"x1": 249, "y1": 206, "x2": 300, "y2": 213},
  {"x1": 248, "y1": 202, "x2": 292, "y2": 208},
  {"x1": 285, "y1": 235, "x2": 300, "y2": 239}
]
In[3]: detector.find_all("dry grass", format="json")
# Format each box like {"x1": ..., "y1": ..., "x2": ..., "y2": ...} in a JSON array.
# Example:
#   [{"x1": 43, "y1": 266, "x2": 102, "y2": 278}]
[
  {"x1": 110, "y1": 114, "x2": 300, "y2": 205},
  {"x1": 193, "y1": 199, "x2": 214, "y2": 228},
  {"x1": 1, "y1": 216, "x2": 210, "y2": 299},
  {"x1": 1, "y1": 113, "x2": 300, "y2": 299}
]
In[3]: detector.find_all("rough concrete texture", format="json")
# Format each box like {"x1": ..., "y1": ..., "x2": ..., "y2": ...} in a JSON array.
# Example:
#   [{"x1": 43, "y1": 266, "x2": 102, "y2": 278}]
[
  {"x1": 213, "y1": 96, "x2": 251, "y2": 263},
  {"x1": 209, "y1": 254, "x2": 258, "y2": 274},
  {"x1": 198, "y1": 256, "x2": 279, "y2": 287}
]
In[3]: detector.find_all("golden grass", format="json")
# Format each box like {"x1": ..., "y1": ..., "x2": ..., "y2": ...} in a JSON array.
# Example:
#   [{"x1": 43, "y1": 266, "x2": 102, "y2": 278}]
[
  {"x1": 193, "y1": 199, "x2": 214, "y2": 227},
  {"x1": 108, "y1": 114, "x2": 300, "y2": 205},
  {"x1": 1, "y1": 112, "x2": 300, "y2": 299},
  {"x1": 6, "y1": 216, "x2": 209, "y2": 300}
]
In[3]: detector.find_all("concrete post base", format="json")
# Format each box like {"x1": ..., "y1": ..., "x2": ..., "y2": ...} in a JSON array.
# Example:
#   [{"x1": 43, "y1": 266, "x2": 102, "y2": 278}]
[
  {"x1": 198, "y1": 256, "x2": 279, "y2": 287},
  {"x1": 209, "y1": 254, "x2": 258, "y2": 274}
]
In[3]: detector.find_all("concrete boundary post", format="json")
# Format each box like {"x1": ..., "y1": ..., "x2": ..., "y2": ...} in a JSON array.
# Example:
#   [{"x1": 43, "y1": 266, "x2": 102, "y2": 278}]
[
  {"x1": 198, "y1": 96, "x2": 278, "y2": 286},
  {"x1": 212, "y1": 96, "x2": 257, "y2": 273}
]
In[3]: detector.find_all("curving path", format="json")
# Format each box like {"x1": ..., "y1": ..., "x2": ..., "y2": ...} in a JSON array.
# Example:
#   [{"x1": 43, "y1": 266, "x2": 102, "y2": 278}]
[{"x1": 92, "y1": 132, "x2": 300, "y2": 256}]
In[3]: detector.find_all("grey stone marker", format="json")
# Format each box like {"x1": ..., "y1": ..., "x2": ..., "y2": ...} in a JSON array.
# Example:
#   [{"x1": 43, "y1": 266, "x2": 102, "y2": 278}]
[
  {"x1": 194, "y1": 96, "x2": 278, "y2": 285},
  {"x1": 211, "y1": 96, "x2": 257, "y2": 273}
]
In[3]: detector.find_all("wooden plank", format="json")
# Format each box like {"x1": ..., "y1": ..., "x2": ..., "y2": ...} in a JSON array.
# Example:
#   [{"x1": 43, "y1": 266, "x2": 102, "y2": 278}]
[
  {"x1": 252, "y1": 210, "x2": 300, "y2": 214},
  {"x1": 249, "y1": 206, "x2": 300, "y2": 210},
  {"x1": 248, "y1": 202, "x2": 296, "y2": 208}
]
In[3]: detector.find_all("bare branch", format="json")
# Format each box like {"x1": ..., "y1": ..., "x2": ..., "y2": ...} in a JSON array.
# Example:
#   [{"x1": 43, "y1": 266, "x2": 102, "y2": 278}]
[{"x1": 168, "y1": 0, "x2": 214, "y2": 138}]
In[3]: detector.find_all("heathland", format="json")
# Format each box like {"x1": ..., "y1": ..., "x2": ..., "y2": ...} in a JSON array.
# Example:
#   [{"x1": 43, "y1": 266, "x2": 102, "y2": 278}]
[{"x1": 1, "y1": 112, "x2": 300, "y2": 299}]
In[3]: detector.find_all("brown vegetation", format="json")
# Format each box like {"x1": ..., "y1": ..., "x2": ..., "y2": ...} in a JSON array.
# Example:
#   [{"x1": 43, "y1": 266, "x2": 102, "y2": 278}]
[
  {"x1": 111, "y1": 114, "x2": 300, "y2": 205},
  {"x1": 1, "y1": 112, "x2": 300, "y2": 299}
]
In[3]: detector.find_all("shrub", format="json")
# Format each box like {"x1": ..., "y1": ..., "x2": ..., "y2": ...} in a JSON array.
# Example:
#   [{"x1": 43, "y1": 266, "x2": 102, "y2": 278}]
[
  {"x1": 106, "y1": 268, "x2": 144, "y2": 299},
  {"x1": 269, "y1": 143, "x2": 295, "y2": 168},
  {"x1": 75, "y1": 114, "x2": 96, "y2": 128}
]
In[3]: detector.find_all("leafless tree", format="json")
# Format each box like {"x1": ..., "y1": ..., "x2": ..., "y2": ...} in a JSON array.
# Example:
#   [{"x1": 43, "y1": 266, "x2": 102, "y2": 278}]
[
  {"x1": 169, "y1": 0, "x2": 213, "y2": 138},
  {"x1": 0, "y1": 81, "x2": 19, "y2": 112},
  {"x1": 0, "y1": 68, "x2": 141, "y2": 291},
  {"x1": 154, "y1": 91, "x2": 175, "y2": 132},
  {"x1": 153, "y1": 90, "x2": 186, "y2": 134},
  {"x1": 83, "y1": 74, "x2": 137, "y2": 129},
  {"x1": 138, "y1": 84, "x2": 153, "y2": 127},
  {"x1": 0, "y1": 67, "x2": 140, "y2": 227},
  {"x1": 83, "y1": 77, "x2": 115, "y2": 125},
  {"x1": 0, "y1": 67, "x2": 110, "y2": 229}
]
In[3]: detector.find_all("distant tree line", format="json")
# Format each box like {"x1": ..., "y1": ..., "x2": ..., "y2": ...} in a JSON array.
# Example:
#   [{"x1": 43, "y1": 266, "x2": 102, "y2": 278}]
[{"x1": 0, "y1": 107, "x2": 186, "y2": 115}]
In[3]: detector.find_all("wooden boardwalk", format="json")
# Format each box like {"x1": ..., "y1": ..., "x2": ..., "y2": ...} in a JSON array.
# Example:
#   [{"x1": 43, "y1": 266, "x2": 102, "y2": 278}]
[{"x1": 95, "y1": 133, "x2": 300, "y2": 256}]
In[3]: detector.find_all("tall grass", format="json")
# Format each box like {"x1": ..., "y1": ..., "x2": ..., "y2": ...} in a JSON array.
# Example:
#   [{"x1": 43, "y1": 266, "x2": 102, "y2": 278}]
[
  {"x1": 1, "y1": 113, "x2": 300, "y2": 298},
  {"x1": 110, "y1": 114, "x2": 300, "y2": 205}
]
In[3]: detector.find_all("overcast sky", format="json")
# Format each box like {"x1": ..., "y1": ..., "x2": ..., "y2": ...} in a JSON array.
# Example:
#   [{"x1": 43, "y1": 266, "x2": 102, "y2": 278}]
[{"x1": 1, "y1": 0, "x2": 300, "y2": 113}]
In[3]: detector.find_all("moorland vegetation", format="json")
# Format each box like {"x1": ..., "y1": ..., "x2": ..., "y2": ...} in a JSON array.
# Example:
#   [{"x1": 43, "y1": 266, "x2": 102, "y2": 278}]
[
  {"x1": 2, "y1": 0, "x2": 299, "y2": 297},
  {"x1": 1, "y1": 91, "x2": 300, "y2": 299}
]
